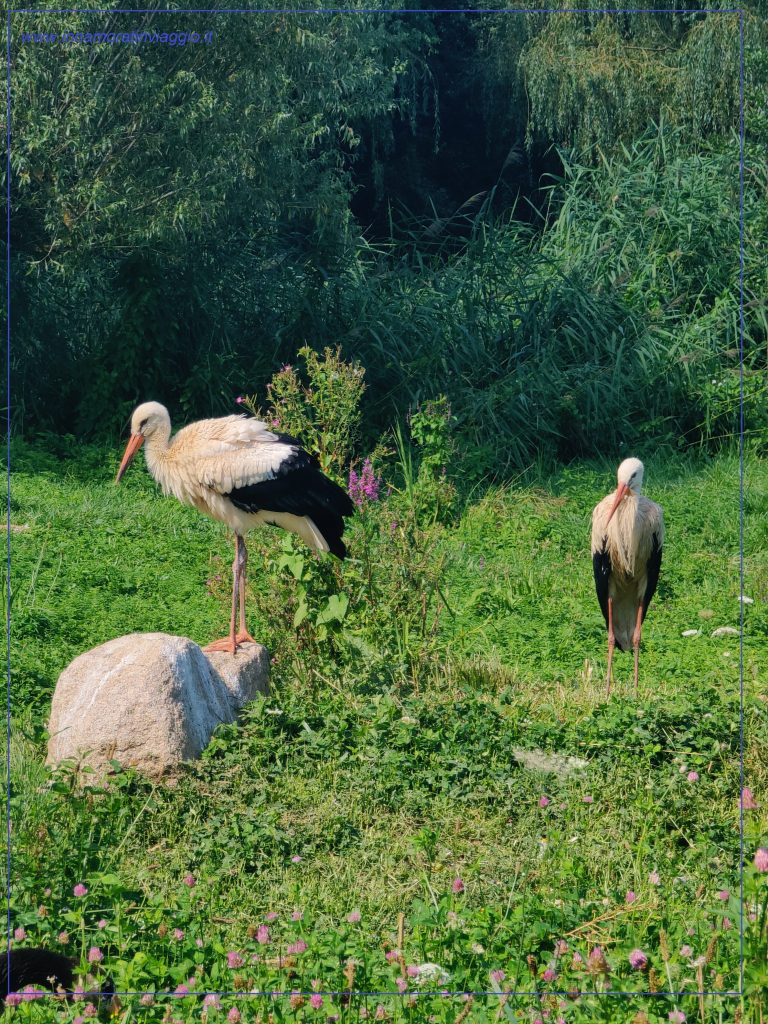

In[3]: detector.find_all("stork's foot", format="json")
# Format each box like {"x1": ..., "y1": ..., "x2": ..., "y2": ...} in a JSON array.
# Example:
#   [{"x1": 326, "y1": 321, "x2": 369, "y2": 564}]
[
  {"x1": 202, "y1": 631, "x2": 258, "y2": 655},
  {"x1": 235, "y1": 629, "x2": 258, "y2": 647},
  {"x1": 202, "y1": 636, "x2": 238, "y2": 655}
]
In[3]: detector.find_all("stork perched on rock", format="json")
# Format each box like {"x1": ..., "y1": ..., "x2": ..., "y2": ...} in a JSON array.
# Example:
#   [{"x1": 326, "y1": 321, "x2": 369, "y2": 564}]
[
  {"x1": 591, "y1": 458, "x2": 664, "y2": 694},
  {"x1": 116, "y1": 402, "x2": 353, "y2": 653}
]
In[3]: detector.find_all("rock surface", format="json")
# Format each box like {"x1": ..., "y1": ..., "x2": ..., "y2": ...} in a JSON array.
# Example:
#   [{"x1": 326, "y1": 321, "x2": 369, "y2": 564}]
[
  {"x1": 47, "y1": 633, "x2": 269, "y2": 779},
  {"x1": 512, "y1": 747, "x2": 588, "y2": 778}
]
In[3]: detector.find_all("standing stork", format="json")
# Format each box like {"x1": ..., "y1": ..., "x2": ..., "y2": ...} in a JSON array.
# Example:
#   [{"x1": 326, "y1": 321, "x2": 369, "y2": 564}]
[
  {"x1": 116, "y1": 401, "x2": 354, "y2": 654},
  {"x1": 591, "y1": 458, "x2": 664, "y2": 694}
]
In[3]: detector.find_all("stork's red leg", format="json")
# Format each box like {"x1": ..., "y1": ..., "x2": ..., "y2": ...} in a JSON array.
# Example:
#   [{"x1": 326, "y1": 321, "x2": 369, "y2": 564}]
[
  {"x1": 235, "y1": 536, "x2": 257, "y2": 646},
  {"x1": 203, "y1": 537, "x2": 240, "y2": 654},
  {"x1": 606, "y1": 597, "x2": 615, "y2": 696},
  {"x1": 632, "y1": 603, "x2": 644, "y2": 695}
]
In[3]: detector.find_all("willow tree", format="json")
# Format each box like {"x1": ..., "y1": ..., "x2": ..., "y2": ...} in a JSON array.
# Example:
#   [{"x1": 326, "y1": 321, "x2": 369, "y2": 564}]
[
  {"x1": 469, "y1": 3, "x2": 757, "y2": 154},
  {"x1": 9, "y1": 4, "x2": 431, "y2": 434}
]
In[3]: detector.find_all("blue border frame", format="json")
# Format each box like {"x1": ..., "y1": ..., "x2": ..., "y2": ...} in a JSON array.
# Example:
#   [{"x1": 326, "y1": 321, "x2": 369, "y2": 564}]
[{"x1": 4, "y1": 4, "x2": 745, "y2": 1003}]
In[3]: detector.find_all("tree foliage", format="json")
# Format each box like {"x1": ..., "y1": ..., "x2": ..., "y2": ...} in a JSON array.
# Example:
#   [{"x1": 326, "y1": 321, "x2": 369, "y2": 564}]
[
  {"x1": 10, "y1": 5, "x2": 431, "y2": 433},
  {"x1": 7, "y1": 2, "x2": 764, "y2": 467}
]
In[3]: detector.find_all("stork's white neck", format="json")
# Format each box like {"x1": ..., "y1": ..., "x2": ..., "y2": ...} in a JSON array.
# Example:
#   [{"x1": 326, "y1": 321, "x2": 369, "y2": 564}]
[{"x1": 143, "y1": 426, "x2": 173, "y2": 490}]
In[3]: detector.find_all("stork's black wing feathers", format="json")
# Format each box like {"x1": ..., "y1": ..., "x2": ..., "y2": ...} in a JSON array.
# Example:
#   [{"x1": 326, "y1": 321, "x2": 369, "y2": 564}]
[
  {"x1": 641, "y1": 531, "x2": 663, "y2": 621},
  {"x1": 272, "y1": 431, "x2": 310, "y2": 451},
  {"x1": 226, "y1": 447, "x2": 354, "y2": 560},
  {"x1": 593, "y1": 541, "x2": 611, "y2": 627},
  {"x1": 0, "y1": 948, "x2": 73, "y2": 1001}
]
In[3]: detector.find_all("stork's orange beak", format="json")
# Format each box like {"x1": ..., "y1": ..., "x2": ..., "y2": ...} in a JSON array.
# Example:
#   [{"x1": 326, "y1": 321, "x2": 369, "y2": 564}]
[
  {"x1": 606, "y1": 481, "x2": 629, "y2": 525},
  {"x1": 115, "y1": 433, "x2": 144, "y2": 483}
]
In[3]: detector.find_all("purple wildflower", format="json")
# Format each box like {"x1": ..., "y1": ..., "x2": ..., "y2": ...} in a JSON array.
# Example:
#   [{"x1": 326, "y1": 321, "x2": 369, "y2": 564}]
[
  {"x1": 291, "y1": 910, "x2": 304, "y2": 921},
  {"x1": 539, "y1": 796, "x2": 550, "y2": 808},
  {"x1": 649, "y1": 870, "x2": 661, "y2": 885},
  {"x1": 235, "y1": 396, "x2": 244, "y2": 405},
  {"x1": 755, "y1": 848, "x2": 768, "y2": 872},
  {"x1": 140, "y1": 993, "x2": 155, "y2": 1006},
  {"x1": 347, "y1": 910, "x2": 361, "y2": 923},
  {"x1": 228, "y1": 1009, "x2": 241, "y2": 1023},
  {"x1": 87, "y1": 947, "x2": 104, "y2": 964},
  {"x1": 256, "y1": 925, "x2": 270, "y2": 944},
  {"x1": 625, "y1": 890, "x2": 637, "y2": 904},
  {"x1": 490, "y1": 969, "x2": 505, "y2": 984},
  {"x1": 5, "y1": 994, "x2": 21, "y2": 1007},
  {"x1": 291, "y1": 855, "x2": 302, "y2": 863},
  {"x1": 183, "y1": 874, "x2": 196, "y2": 887},
  {"x1": 680, "y1": 945, "x2": 693, "y2": 957},
  {"x1": 310, "y1": 993, "x2": 324, "y2": 1010},
  {"x1": 13, "y1": 927, "x2": 25, "y2": 942},
  {"x1": 542, "y1": 968, "x2": 556, "y2": 982},
  {"x1": 73, "y1": 883, "x2": 88, "y2": 897},
  {"x1": 741, "y1": 787, "x2": 758, "y2": 810},
  {"x1": 203, "y1": 994, "x2": 222, "y2": 1009},
  {"x1": 582, "y1": 794, "x2": 594, "y2": 804},
  {"x1": 396, "y1": 977, "x2": 407, "y2": 993},
  {"x1": 58, "y1": 931, "x2": 69, "y2": 944},
  {"x1": 687, "y1": 771, "x2": 699, "y2": 782},
  {"x1": 173, "y1": 928, "x2": 184, "y2": 941},
  {"x1": 174, "y1": 984, "x2": 190, "y2": 995},
  {"x1": 629, "y1": 949, "x2": 648, "y2": 970},
  {"x1": 287, "y1": 940, "x2": 307, "y2": 954},
  {"x1": 452, "y1": 878, "x2": 465, "y2": 893},
  {"x1": 266, "y1": 911, "x2": 278, "y2": 921},
  {"x1": 669, "y1": 1012, "x2": 686, "y2": 1023},
  {"x1": 348, "y1": 458, "x2": 380, "y2": 508},
  {"x1": 227, "y1": 952, "x2": 244, "y2": 969}
]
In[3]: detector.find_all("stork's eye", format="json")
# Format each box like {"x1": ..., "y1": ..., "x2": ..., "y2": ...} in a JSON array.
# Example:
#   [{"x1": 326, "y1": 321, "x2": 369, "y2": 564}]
[{"x1": 139, "y1": 419, "x2": 148, "y2": 433}]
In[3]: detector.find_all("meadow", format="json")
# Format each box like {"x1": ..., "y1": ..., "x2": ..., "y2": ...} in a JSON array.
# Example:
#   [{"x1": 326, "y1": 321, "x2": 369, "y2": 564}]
[{"x1": 6, "y1": 396, "x2": 767, "y2": 1022}]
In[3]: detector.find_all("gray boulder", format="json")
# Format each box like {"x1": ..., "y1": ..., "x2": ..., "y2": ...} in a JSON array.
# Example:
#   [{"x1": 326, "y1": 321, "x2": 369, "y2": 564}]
[{"x1": 47, "y1": 633, "x2": 269, "y2": 779}]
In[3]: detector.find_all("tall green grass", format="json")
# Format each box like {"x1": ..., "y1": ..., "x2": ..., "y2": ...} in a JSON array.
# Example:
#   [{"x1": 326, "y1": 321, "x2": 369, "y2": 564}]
[{"x1": 324, "y1": 127, "x2": 759, "y2": 475}]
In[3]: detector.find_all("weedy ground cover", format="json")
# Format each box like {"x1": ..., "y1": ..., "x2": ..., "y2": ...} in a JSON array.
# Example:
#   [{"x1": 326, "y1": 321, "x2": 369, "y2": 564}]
[{"x1": 5, "y1": 411, "x2": 767, "y2": 1021}]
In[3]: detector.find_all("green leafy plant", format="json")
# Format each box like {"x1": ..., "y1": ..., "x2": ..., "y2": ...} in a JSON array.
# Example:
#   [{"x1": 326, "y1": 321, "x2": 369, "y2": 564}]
[{"x1": 238, "y1": 346, "x2": 366, "y2": 482}]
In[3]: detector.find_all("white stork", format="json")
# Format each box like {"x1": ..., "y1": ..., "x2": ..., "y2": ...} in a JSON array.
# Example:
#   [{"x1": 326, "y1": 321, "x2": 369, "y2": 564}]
[
  {"x1": 591, "y1": 458, "x2": 664, "y2": 694},
  {"x1": 116, "y1": 401, "x2": 353, "y2": 653}
]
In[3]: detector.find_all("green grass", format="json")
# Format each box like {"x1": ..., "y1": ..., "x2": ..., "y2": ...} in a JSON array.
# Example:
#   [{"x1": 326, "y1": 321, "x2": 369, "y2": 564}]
[{"x1": 6, "y1": 440, "x2": 768, "y2": 1022}]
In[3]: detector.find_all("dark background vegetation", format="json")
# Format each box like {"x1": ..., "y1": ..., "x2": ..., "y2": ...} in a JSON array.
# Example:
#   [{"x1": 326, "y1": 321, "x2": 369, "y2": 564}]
[{"x1": 8, "y1": 3, "x2": 766, "y2": 466}]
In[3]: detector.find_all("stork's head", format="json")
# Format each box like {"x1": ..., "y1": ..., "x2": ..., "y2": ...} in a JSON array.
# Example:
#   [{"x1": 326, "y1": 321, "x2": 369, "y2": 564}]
[
  {"x1": 115, "y1": 401, "x2": 171, "y2": 483},
  {"x1": 606, "y1": 457, "x2": 644, "y2": 524}
]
